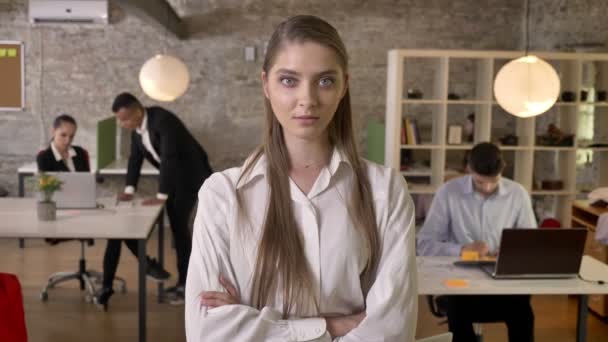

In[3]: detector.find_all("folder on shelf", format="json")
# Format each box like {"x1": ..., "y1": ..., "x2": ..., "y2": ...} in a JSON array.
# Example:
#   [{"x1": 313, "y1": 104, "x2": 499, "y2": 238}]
[
  {"x1": 405, "y1": 118, "x2": 417, "y2": 145},
  {"x1": 401, "y1": 118, "x2": 407, "y2": 145},
  {"x1": 411, "y1": 119, "x2": 421, "y2": 144}
]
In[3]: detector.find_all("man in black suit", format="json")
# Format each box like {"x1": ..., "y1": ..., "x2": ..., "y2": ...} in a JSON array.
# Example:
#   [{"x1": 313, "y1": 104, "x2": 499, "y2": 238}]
[{"x1": 109, "y1": 92, "x2": 213, "y2": 305}]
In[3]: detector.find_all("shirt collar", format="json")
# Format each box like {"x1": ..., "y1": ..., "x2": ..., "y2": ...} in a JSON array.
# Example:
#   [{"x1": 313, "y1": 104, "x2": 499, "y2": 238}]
[
  {"x1": 51, "y1": 141, "x2": 76, "y2": 162},
  {"x1": 463, "y1": 174, "x2": 508, "y2": 197},
  {"x1": 135, "y1": 109, "x2": 148, "y2": 135},
  {"x1": 236, "y1": 147, "x2": 351, "y2": 190}
]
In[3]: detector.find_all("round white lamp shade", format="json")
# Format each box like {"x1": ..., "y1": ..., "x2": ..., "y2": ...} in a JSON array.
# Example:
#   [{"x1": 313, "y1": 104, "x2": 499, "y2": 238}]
[
  {"x1": 494, "y1": 55, "x2": 560, "y2": 118},
  {"x1": 139, "y1": 54, "x2": 190, "y2": 102}
]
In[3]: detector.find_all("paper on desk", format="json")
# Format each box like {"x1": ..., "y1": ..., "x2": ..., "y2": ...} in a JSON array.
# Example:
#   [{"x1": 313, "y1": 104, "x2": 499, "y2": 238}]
[{"x1": 444, "y1": 279, "x2": 470, "y2": 288}]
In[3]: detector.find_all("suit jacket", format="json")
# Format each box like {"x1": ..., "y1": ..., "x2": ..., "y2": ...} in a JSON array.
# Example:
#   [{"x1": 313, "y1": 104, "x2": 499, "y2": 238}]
[
  {"x1": 126, "y1": 106, "x2": 213, "y2": 196},
  {"x1": 36, "y1": 145, "x2": 90, "y2": 172}
]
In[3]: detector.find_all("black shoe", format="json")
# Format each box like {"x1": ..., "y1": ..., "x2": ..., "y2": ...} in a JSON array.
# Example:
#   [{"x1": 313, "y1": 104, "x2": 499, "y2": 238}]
[
  {"x1": 165, "y1": 284, "x2": 185, "y2": 306},
  {"x1": 146, "y1": 257, "x2": 171, "y2": 282},
  {"x1": 94, "y1": 287, "x2": 114, "y2": 312}
]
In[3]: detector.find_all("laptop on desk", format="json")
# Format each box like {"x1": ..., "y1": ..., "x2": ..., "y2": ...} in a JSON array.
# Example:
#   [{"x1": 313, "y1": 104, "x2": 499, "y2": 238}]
[
  {"x1": 479, "y1": 228, "x2": 587, "y2": 279},
  {"x1": 46, "y1": 172, "x2": 98, "y2": 209}
]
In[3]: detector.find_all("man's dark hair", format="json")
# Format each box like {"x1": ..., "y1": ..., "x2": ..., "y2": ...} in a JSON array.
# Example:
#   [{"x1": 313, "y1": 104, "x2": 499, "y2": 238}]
[
  {"x1": 53, "y1": 113, "x2": 77, "y2": 129},
  {"x1": 111, "y1": 92, "x2": 143, "y2": 113},
  {"x1": 468, "y1": 142, "x2": 505, "y2": 176}
]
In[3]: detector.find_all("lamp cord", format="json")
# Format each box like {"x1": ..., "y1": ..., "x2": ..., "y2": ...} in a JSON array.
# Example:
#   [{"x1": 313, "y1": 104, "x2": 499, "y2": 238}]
[
  {"x1": 163, "y1": 1, "x2": 170, "y2": 54},
  {"x1": 524, "y1": 0, "x2": 530, "y2": 56}
]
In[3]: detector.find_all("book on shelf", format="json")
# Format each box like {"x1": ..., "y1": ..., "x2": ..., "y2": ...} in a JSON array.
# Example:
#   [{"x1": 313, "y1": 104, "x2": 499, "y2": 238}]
[
  {"x1": 401, "y1": 119, "x2": 407, "y2": 144},
  {"x1": 411, "y1": 119, "x2": 421, "y2": 145},
  {"x1": 401, "y1": 118, "x2": 420, "y2": 145}
]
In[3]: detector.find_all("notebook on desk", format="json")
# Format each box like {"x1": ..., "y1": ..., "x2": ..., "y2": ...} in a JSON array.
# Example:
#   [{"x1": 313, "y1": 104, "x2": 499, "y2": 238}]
[
  {"x1": 479, "y1": 228, "x2": 587, "y2": 279},
  {"x1": 47, "y1": 172, "x2": 97, "y2": 209}
]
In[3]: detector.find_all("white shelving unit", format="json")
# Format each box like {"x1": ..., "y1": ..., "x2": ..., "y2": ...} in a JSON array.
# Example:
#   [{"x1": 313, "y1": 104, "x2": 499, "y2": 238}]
[{"x1": 385, "y1": 49, "x2": 608, "y2": 225}]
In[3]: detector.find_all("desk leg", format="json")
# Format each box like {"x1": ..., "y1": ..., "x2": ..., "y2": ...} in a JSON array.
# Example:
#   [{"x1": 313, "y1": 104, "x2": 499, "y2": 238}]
[
  {"x1": 18, "y1": 173, "x2": 25, "y2": 249},
  {"x1": 157, "y1": 210, "x2": 164, "y2": 303},
  {"x1": 138, "y1": 239, "x2": 147, "y2": 342},
  {"x1": 577, "y1": 295, "x2": 589, "y2": 342}
]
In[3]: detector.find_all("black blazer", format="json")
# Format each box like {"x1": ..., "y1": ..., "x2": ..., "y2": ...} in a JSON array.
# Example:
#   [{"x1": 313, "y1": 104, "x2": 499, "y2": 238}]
[
  {"x1": 126, "y1": 106, "x2": 213, "y2": 195},
  {"x1": 37, "y1": 145, "x2": 91, "y2": 172}
]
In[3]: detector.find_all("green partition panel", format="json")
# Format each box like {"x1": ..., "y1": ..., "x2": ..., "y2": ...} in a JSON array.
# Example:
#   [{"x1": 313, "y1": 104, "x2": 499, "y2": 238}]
[
  {"x1": 366, "y1": 119, "x2": 385, "y2": 165},
  {"x1": 97, "y1": 116, "x2": 116, "y2": 169}
]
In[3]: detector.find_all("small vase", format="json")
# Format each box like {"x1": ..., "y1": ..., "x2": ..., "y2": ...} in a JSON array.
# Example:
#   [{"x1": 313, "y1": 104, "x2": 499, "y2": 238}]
[{"x1": 37, "y1": 201, "x2": 56, "y2": 221}]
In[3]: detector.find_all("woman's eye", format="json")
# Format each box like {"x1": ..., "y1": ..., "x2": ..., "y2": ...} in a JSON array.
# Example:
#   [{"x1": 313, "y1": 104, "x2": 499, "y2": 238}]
[
  {"x1": 280, "y1": 77, "x2": 296, "y2": 87},
  {"x1": 319, "y1": 77, "x2": 334, "y2": 87}
]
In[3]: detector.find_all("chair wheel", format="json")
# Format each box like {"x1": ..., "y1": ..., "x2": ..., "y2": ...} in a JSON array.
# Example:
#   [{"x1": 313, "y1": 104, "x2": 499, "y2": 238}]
[
  {"x1": 119, "y1": 284, "x2": 127, "y2": 294},
  {"x1": 84, "y1": 294, "x2": 93, "y2": 303},
  {"x1": 40, "y1": 291, "x2": 48, "y2": 301}
]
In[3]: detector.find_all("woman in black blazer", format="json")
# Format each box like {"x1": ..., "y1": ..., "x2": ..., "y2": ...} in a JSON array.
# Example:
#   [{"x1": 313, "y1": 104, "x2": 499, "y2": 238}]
[
  {"x1": 37, "y1": 114, "x2": 90, "y2": 245},
  {"x1": 37, "y1": 114, "x2": 90, "y2": 173}
]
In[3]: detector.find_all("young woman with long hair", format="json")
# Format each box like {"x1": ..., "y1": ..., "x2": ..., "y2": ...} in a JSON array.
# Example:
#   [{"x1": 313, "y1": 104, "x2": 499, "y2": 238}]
[{"x1": 185, "y1": 15, "x2": 417, "y2": 341}]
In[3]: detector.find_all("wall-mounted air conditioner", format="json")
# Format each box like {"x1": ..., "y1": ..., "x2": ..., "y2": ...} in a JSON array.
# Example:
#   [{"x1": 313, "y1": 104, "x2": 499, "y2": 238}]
[{"x1": 29, "y1": 0, "x2": 108, "y2": 24}]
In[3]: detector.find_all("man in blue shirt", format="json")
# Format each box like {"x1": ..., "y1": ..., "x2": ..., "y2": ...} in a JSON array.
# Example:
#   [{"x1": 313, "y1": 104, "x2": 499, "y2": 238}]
[{"x1": 417, "y1": 142, "x2": 536, "y2": 342}]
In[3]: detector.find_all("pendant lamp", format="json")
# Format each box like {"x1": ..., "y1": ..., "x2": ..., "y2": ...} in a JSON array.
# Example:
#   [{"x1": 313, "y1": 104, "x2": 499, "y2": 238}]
[
  {"x1": 139, "y1": 54, "x2": 190, "y2": 102},
  {"x1": 138, "y1": 3, "x2": 189, "y2": 102},
  {"x1": 493, "y1": 0, "x2": 560, "y2": 118}
]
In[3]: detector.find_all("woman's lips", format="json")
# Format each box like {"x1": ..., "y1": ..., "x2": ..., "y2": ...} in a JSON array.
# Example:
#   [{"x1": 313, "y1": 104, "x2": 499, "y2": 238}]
[{"x1": 293, "y1": 115, "x2": 319, "y2": 126}]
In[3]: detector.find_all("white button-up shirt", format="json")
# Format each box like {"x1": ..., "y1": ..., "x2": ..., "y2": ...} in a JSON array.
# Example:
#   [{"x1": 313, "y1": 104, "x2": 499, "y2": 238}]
[
  {"x1": 124, "y1": 110, "x2": 168, "y2": 200},
  {"x1": 136, "y1": 110, "x2": 161, "y2": 163},
  {"x1": 185, "y1": 149, "x2": 418, "y2": 341},
  {"x1": 51, "y1": 141, "x2": 76, "y2": 172}
]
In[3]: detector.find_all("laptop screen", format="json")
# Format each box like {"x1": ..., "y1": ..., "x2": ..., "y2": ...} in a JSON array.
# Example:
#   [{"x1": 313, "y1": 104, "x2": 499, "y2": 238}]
[
  {"x1": 495, "y1": 228, "x2": 587, "y2": 277},
  {"x1": 45, "y1": 172, "x2": 97, "y2": 209}
]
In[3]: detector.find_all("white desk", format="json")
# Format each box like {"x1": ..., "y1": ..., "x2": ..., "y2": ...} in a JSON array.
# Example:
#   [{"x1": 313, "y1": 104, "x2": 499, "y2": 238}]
[
  {"x1": 0, "y1": 197, "x2": 165, "y2": 342},
  {"x1": 16, "y1": 158, "x2": 159, "y2": 248},
  {"x1": 417, "y1": 256, "x2": 608, "y2": 342},
  {"x1": 98, "y1": 159, "x2": 159, "y2": 176},
  {"x1": 17, "y1": 158, "x2": 158, "y2": 193}
]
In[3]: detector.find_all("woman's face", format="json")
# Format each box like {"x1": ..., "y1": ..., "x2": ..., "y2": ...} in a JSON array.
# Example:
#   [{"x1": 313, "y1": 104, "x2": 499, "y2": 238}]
[
  {"x1": 52, "y1": 122, "x2": 76, "y2": 152},
  {"x1": 262, "y1": 41, "x2": 348, "y2": 144}
]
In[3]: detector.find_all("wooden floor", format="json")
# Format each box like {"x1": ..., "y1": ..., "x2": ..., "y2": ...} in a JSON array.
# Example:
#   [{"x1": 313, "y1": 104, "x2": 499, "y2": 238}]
[{"x1": 1, "y1": 236, "x2": 607, "y2": 341}]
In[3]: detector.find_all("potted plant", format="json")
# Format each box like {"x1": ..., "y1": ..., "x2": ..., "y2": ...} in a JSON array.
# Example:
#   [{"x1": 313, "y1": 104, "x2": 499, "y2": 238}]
[{"x1": 36, "y1": 173, "x2": 63, "y2": 221}]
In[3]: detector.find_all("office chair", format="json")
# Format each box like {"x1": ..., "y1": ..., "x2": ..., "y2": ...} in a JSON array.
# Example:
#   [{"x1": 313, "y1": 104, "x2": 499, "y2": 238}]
[
  {"x1": 40, "y1": 239, "x2": 126, "y2": 302},
  {"x1": 427, "y1": 295, "x2": 483, "y2": 342},
  {"x1": 0, "y1": 273, "x2": 27, "y2": 342}
]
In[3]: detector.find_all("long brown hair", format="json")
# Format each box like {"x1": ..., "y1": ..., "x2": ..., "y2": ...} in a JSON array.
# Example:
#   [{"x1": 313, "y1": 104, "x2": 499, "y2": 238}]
[{"x1": 237, "y1": 15, "x2": 379, "y2": 318}]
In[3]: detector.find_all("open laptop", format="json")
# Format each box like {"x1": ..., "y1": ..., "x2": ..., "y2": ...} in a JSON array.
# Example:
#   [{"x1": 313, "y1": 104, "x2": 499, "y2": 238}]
[
  {"x1": 479, "y1": 228, "x2": 587, "y2": 279},
  {"x1": 46, "y1": 172, "x2": 98, "y2": 209}
]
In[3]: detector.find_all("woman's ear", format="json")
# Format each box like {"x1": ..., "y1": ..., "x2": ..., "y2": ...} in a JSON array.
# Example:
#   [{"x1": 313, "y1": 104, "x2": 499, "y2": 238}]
[{"x1": 261, "y1": 71, "x2": 270, "y2": 99}]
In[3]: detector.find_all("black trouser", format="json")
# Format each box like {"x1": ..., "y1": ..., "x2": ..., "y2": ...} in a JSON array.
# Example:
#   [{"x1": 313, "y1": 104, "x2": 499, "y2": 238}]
[
  {"x1": 446, "y1": 295, "x2": 534, "y2": 342},
  {"x1": 164, "y1": 189, "x2": 197, "y2": 286},
  {"x1": 102, "y1": 189, "x2": 197, "y2": 289},
  {"x1": 102, "y1": 238, "x2": 138, "y2": 288}
]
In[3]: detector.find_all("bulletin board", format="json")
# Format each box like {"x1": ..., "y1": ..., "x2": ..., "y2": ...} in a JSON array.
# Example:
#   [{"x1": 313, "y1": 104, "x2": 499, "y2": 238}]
[{"x1": 0, "y1": 41, "x2": 25, "y2": 110}]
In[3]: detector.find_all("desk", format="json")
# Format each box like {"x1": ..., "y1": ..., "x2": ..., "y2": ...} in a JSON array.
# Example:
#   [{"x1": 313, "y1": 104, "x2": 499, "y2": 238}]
[
  {"x1": 16, "y1": 158, "x2": 159, "y2": 247},
  {"x1": 17, "y1": 158, "x2": 158, "y2": 195},
  {"x1": 572, "y1": 200, "x2": 608, "y2": 317},
  {"x1": 417, "y1": 256, "x2": 608, "y2": 342},
  {"x1": 0, "y1": 197, "x2": 164, "y2": 342}
]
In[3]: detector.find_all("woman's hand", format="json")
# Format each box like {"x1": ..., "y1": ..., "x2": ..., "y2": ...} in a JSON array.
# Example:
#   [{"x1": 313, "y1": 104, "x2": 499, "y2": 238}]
[
  {"x1": 200, "y1": 275, "x2": 240, "y2": 308},
  {"x1": 324, "y1": 311, "x2": 366, "y2": 338}
]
